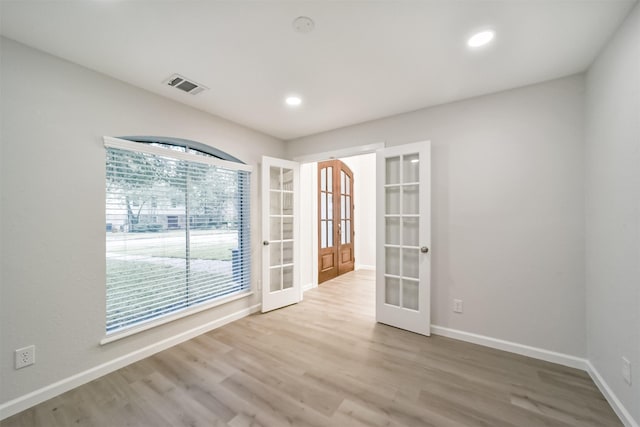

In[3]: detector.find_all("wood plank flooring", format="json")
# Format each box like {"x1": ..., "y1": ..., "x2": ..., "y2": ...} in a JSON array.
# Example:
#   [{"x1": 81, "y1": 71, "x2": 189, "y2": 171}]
[{"x1": 2, "y1": 270, "x2": 621, "y2": 426}]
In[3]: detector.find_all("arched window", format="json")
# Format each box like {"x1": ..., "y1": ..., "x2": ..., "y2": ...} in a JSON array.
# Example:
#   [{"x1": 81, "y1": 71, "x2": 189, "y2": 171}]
[{"x1": 104, "y1": 136, "x2": 252, "y2": 337}]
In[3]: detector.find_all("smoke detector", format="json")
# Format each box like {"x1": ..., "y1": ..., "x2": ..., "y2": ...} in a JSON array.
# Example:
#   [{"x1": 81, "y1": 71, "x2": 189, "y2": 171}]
[
  {"x1": 163, "y1": 74, "x2": 208, "y2": 95},
  {"x1": 292, "y1": 16, "x2": 315, "y2": 34}
]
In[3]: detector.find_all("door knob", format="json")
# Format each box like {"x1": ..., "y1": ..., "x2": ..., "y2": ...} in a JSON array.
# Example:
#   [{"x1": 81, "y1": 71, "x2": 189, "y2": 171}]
[
  {"x1": 420, "y1": 246, "x2": 429, "y2": 253},
  {"x1": 263, "y1": 241, "x2": 270, "y2": 246}
]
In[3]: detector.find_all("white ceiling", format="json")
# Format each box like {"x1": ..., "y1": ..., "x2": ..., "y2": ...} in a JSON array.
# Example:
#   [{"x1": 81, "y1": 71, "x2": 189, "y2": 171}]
[{"x1": 1, "y1": 0, "x2": 636, "y2": 140}]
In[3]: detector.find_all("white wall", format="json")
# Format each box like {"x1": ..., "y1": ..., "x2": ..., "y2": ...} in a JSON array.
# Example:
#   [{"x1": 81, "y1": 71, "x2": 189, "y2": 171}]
[
  {"x1": 585, "y1": 3, "x2": 640, "y2": 423},
  {"x1": 0, "y1": 38, "x2": 284, "y2": 406},
  {"x1": 340, "y1": 153, "x2": 376, "y2": 270},
  {"x1": 287, "y1": 75, "x2": 587, "y2": 358}
]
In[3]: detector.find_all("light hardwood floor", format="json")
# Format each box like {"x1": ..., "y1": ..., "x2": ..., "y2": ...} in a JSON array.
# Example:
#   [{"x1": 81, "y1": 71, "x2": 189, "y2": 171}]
[{"x1": 2, "y1": 270, "x2": 621, "y2": 426}]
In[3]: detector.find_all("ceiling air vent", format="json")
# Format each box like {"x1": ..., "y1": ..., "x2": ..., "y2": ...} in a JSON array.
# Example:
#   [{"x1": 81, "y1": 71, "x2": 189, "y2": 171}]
[{"x1": 163, "y1": 74, "x2": 208, "y2": 95}]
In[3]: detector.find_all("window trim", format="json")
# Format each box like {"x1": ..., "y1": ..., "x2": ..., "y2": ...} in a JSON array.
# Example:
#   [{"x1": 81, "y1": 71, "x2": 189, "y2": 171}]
[
  {"x1": 102, "y1": 136, "x2": 253, "y2": 343},
  {"x1": 104, "y1": 137, "x2": 252, "y2": 172},
  {"x1": 118, "y1": 135, "x2": 246, "y2": 164}
]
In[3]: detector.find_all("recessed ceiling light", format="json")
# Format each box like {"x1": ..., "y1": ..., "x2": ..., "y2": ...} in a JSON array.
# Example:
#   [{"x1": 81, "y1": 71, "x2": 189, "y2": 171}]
[
  {"x1": 467, "y1": 30, "x2": 495, "y2": 48},
  {"x1": 285, "y1": 96, "x2": 302, "y2": 107}
]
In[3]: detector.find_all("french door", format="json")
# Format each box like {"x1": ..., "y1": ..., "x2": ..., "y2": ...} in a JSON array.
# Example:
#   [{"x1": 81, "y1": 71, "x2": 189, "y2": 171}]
[
  {"x1": 318, "y1": 160, "x2": 355, "y2": 284},
  {"x1": 261, "y1": 156, "x2": 301, "y2": 312},
  {"x1": 376, "y1": 141, "x2": 431, "y2": 335}
]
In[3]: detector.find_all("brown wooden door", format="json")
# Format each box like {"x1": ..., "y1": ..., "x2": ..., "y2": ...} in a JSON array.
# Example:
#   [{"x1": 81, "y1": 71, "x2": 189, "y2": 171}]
[{"x1": 318, "y1": 160, "x2": 354, "y2": 284}]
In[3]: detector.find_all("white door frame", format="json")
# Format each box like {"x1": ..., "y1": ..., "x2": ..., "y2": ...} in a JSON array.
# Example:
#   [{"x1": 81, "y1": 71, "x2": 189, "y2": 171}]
[{"x1": 294, "y1": 142, "x2": 384, "y2": 289}]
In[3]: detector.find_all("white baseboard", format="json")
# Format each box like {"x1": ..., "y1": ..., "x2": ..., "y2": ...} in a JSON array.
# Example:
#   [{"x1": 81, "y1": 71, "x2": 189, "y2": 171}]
[
  {"x1": 302, "y1": 282, "x2": 315, "y2": 291},
  {"x1": 585, "y1": 361, "x2": 639, "y2": 427},
  {"x1": 431, "y1": 325, "x2": 588, "y2": 370},
  {"x1": 0, "y1": 304, "x2": 261, "y2": 421},
  {"x1": 356, "y1": 264, "x2": 375, "y2": 271}
]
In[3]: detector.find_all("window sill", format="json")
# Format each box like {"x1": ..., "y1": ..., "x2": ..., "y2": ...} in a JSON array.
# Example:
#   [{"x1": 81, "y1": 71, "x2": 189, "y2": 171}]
[{"x1": 100, "y1": 290, "x2": 254, "y2": 345}]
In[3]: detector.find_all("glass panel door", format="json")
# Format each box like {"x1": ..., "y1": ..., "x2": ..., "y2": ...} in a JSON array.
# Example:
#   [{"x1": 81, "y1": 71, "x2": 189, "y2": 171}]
[
  {"x1": 318, "y1": 160, "x2": 355, "y2": 283},
  {"x1": 376, "y1": 142, "x2": 431, "y2": 335},
  {"x1": 262, "y1": 156, "x2": 300, "y2": 312}
]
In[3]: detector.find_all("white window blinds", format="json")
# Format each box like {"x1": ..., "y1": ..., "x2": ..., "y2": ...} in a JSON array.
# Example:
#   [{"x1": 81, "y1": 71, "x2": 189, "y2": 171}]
[{"x1": 105, "y1": 137, "x2": 251, "y2": 334}]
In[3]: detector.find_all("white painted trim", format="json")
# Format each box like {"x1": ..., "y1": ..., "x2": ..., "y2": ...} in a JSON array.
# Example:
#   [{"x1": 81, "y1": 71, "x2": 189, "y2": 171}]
[
  {"x1": 356, "y1": 264, "x2": 376, "y2": 271},
  {"x1": 431, "y1": 325, "x2": 588, "y2": 370},
  {"x1": 310, "y1": 162, "x2": 319, "y2": 290},
  {"x1": 293, "y1": 142, "x2": 385, "y2": 163},
  {"x1": 0, "y1": 304, "x2": 261, "y2": 421},
  {"x1": 586, "y1": 361, "x2": 639, "y2": 427},
  {"x1": 302, "y1": 282, "x2": 315, "y2": 292}
]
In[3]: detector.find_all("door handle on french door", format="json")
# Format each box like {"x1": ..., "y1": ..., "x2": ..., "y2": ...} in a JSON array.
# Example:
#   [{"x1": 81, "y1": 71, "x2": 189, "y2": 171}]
[
  {"x1": 421, "y1": 246, "x2": 429, "y2": 253},
  {"x1": 263, "y1": 241, "x2": 270, "y2": 246}
]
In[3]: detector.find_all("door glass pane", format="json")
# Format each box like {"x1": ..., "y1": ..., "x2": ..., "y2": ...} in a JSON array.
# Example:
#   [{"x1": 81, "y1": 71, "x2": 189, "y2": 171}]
[
  {"x1": 403, "y1": 154, "x2": 419, "y2": 183},
  {"x1": 270, "y1": 217, "x2": 281, "y2": 240},
  {"x1": 403, "y1": 185, "x2": 419, "y2": 215},
  {"x1": 282, "y1": 241, "x2": 293, "y2": 264},
  {"x1": 270, "y1": 167, "x2": 281, "y2": 190},
  {"x1": 327, "y1": 191, "x2": 333, "y2": 219},
  {"x1": 321, "y1": 192, "x2": 327, "y2": 220},
  {"x1": 283, "y1": 192, "x2": 293, "y2": 215},
  {"x1": 327, "y1": 220, "x2": 333, "y2": 247},
  {"x1": 321, "y1": 167, "x2": 326, "y2": 191},
  {"x1": 283, "y1": 266, "x2": 293, "y2": 289},
  {"x1": 385, "y1": 247, "x2": 400, "y2": 276},
  {"x1": 386, "y1": 156, "x2": 400, "y2": 184},
  {"x1": 341, "y1": 220, "x2": 346, "y2": 244},
  {"x1": 402, "y1": 280, "x2": 419, "y2": 310},
  {"x1": 282, "y1": 217, "x2": 293, "y2": 239},
  {"x1": 386, "y1": 218, "x2": 400, "y2": 245},
  {"x1": 346, "y1": 220, "x2": 351, "y2": 244},
  {"x1": 270, "y1": 242, "x2": 282, "y2": 266},
  {"x1": 270, "y1": 191, "x2": 281, "y2": 215},
  {"x1": 282, "y1": 168, "x2": 293, "y2": 191},
  {"x1": 270, "y1": 267, "x2": 281, "y2": 292},
  {"x1": 327, "y1": 166, "x2": 333, "y2": 189},
  {"x1": 341, "y1": 195, "x2": 346, "y2": 218},
  {"x1": 341, "y1": 171, "x2": 346, "y2": 193},
  {"x1": 402, "y1": 218, "x2": 419, "y2": 246},
  {"x1": 402, "y1": 248, "x2": 419, "y2": 279},
  {"x1": 346, "y1": 175, "x2": 350, "y2": 195},
  {"x1": 385, "y1": 277, "x2": 400, "y2": 306},
  {"x1": 321, "y1": 221, "x2": 327, "y2": 248},
  {"x1": 345, "y1": 196, "x2": 351, "y2": 219},
  {"x1": 386, "y1": 187, "x2": 400, "y2": 214}
]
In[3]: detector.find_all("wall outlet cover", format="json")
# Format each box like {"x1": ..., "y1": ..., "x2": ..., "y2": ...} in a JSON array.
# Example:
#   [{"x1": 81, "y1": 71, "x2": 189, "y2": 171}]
[{"x1": 15, "y1": 345, "x2": 35, "y2": 369}]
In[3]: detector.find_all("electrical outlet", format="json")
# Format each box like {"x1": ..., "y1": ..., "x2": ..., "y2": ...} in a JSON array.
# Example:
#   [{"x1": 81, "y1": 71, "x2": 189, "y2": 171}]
[
  {"x1": 622, "y1": 357, "x2": 632, "y2": 385},
  {"x1": 453, "y1": 299, "x2": 463, "y2": 313},
  {"x1": 15, "y1": 345, "x2": 35, "y2": 369}
]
